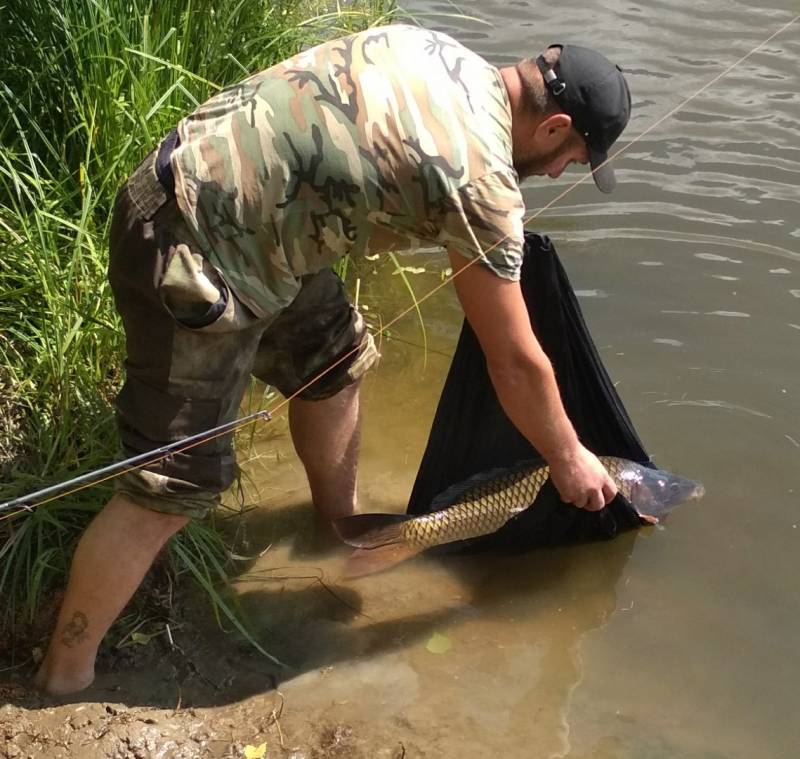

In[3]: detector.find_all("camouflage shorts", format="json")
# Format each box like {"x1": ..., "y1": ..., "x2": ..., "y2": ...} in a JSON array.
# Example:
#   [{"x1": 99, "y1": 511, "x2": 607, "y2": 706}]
[{"x1": 107, "y1": 146, "x2": 377, "y2": 519}]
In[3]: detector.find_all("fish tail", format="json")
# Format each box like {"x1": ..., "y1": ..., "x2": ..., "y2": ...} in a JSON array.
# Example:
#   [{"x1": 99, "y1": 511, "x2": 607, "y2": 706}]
[
  {"x1": 344, "y1": 543, "x2": 424, "y2": 578},
  {"x1": 334, "y1": 513, "x2": 412, "y2": 548},
  {"x1": 334, "y1": 513, "x2": 423, "y2": 577}
]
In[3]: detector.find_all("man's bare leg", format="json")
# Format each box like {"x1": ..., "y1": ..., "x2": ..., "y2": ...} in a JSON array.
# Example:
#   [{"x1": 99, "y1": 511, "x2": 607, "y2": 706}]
[
  {"x1": 34, "y1": 493, "x2": 188, "y2": 696},
  {"x1": 289, "y1": 380, "x2": 361, "y2": 522}
]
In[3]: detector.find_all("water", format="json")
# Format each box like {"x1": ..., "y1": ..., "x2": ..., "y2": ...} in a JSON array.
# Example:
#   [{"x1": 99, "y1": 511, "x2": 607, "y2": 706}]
[{"x1": 239, "y1": 3, "x2": 800, "y2": 756}]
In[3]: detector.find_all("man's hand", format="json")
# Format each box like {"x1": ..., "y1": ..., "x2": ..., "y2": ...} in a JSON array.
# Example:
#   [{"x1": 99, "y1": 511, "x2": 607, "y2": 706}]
[{"x1": 548, "y1": 444, "x2": 617, "y2": 511}]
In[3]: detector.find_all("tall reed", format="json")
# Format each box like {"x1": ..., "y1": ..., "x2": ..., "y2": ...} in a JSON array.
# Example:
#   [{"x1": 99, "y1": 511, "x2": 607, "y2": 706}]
[{"x1": 0, "y1": 0, "x2": 397, "y2": 655}]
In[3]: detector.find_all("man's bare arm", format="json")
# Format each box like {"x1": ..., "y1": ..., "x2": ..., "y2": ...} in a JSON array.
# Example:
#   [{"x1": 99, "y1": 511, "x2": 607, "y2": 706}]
[{"x1": 447, "y1": 248, "x2": 616, "y2": 510}]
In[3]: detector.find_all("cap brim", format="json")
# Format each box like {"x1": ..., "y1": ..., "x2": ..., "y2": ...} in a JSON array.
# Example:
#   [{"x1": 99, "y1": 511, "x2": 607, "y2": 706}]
[{"x1": 589, "y1": 148, "x2": 617, "y2": 193}]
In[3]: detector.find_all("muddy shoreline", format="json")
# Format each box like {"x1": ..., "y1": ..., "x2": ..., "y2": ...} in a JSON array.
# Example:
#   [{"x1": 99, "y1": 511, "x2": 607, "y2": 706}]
[
  {"x1": 0, "y1": 521, "x2": 631, "y2": 759},
  {"x1": 1, "y1": 562, "x2": 416, "y2": 759},
  {"x1": 1, "y1": 687, "x2": 413, "y2": 759}
]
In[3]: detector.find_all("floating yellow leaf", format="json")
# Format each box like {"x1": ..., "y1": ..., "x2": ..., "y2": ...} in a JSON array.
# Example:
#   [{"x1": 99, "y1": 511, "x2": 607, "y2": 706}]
[
  {"x1": 243, "y1": 743, "x2": 267, "y2": 759},
  {"x1": 130, "y1": 631, "x2": 156, "y2": 646},
  {"x1": 425, "y1": 632, "x2": 452, "y2": 654}
]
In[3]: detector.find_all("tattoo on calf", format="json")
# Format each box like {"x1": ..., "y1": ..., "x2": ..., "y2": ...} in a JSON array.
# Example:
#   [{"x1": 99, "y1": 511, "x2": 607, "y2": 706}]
[{"x1": 60, "y1": 611, "x2": 89, "y2": 647}]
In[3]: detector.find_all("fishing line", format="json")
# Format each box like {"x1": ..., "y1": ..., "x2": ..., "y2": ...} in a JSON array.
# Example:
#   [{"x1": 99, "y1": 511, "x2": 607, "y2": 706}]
[{"x1": 2, "y1": 12, "x2": 797, "y2": 519}]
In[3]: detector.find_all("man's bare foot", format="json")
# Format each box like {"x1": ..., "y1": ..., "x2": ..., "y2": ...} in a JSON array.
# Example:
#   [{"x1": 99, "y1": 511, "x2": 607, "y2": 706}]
[{"x1": 33, "y1": 658, "x2": 95, "y2": 697}]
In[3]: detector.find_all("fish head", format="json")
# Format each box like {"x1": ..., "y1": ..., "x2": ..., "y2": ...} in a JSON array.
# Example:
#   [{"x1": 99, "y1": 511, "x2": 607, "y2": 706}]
[{"x1": 618, "y1": 462, "x2": 705, "y2": 518}]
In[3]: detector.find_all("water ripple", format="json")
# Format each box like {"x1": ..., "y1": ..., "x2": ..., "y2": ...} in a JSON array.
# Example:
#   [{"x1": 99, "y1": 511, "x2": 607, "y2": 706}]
[
  {"x1": 654, "y1": 399, "x2": 772, "y2": 418},
  {"x1": 536, "y1": 227, "x2": 800, "y2": 263}
]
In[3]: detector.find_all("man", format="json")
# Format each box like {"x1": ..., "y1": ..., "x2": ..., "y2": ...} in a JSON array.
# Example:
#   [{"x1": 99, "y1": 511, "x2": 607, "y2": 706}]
[{"x1": 35, "y1": 23, "x2": 631, "y2": 695}]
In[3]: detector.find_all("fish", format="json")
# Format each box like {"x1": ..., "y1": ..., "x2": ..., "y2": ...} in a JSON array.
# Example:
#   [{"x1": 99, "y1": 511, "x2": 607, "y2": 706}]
[{"x1": 335, "y1": 457, "x2": 704, "y2": 577}]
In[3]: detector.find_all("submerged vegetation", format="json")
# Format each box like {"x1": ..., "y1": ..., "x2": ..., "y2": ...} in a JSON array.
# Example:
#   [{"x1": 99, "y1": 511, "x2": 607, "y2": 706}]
[{"x1": 0, "y1": 0, "x2": 397, "y2": 658}]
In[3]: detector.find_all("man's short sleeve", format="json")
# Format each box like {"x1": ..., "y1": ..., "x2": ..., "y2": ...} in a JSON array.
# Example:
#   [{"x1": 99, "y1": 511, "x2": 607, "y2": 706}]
[{"x1": 435, "y1": 168, "x2": 525, "y2": 280}]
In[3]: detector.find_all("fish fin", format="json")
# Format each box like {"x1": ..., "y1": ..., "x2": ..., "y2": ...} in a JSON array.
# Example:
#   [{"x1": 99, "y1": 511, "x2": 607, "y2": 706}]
[
  {"x1": 637, "y1": 512, "x2": 659, "y2": 525},
  {"x1": 344, "y1": 543, "x2": 424, "y2": 578},
  {"x1": 428, "y1": 459, "x2": 543, "y2": 510},
  {"x1": 334, "y1": 513, "x2": 412, "y2": 549}
]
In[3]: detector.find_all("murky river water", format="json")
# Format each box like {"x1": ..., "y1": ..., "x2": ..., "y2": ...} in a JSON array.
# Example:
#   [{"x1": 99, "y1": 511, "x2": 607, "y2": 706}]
[{"x1": 235, "y1": 2, "x2": 800, "y2": 757}]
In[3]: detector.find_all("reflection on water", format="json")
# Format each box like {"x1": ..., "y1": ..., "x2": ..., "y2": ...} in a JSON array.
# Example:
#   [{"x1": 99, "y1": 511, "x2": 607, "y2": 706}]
[{"x1": 239, "y1": 1, "x2": 799, "y2": 756}]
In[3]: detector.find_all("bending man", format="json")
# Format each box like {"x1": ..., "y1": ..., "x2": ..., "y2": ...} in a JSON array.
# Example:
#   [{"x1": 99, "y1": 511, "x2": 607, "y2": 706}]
[{"x1": 37, "y1": 23, "x2": 632, "y2": 695}]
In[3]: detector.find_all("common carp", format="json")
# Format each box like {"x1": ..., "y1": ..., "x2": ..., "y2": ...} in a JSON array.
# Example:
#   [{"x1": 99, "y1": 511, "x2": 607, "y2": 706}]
[{"x1": 335, "y1": 457, "x2": 704, "y2": 577}]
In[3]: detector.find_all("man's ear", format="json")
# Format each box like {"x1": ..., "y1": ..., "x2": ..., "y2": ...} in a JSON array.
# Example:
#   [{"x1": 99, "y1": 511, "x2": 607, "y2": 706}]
[{"x1": 533, "y1": 113, "x2": 572, "y2": 146}]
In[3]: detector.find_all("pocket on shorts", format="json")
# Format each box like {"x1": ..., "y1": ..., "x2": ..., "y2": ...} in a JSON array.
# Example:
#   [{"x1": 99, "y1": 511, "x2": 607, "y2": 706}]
[
  {"x1": 158, "y1": 243, "x2": 255, "y2": 333},
  {"x1": 158, "y1": 242, "x2": 226, "y2": 327}
]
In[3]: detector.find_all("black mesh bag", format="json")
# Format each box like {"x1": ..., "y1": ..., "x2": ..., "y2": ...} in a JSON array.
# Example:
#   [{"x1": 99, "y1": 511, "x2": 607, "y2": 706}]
[{"x1": 406, "y1": 232, "x2": 651, "y2": 553}]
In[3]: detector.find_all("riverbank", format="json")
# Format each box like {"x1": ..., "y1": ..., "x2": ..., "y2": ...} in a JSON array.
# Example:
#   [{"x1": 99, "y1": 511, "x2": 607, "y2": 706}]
[{"x1": 0, "y1": 0, "x2": 396, "y2": 662}]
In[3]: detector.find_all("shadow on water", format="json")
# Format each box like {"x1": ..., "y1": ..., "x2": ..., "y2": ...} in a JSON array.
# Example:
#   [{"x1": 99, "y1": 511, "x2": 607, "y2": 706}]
[{"x1": 32, "y1": 494, "x2": 636, "y2": 730}]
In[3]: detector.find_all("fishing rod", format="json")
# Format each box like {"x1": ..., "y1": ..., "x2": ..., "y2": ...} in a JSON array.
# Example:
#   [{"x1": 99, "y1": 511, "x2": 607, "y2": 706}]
[
  {"x1": 2, "y1": 12, "x2": 798, "y2": 520},
  {"x1": 0, "y1": 410, "x2": 271, "y2": 513}
]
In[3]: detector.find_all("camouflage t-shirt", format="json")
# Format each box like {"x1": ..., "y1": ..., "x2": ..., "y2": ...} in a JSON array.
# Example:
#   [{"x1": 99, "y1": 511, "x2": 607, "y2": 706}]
[{"x1": 171, "y1": 24, "x2": 525, "y2": 319}]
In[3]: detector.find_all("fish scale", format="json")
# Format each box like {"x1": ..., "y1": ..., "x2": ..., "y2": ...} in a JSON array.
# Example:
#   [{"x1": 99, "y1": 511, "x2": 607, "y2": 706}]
[
  {"x1": 600, "y1": 456, "x2": 636, "y2": 502},
  {"x1": 400, "y1": 464, "x2": 551, "y2": 549}
]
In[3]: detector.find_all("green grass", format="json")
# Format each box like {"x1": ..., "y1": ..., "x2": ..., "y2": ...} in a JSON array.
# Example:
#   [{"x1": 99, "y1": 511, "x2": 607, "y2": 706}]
[{"x1": 0, "y1": 0, "x2": 398, "y2": 660}]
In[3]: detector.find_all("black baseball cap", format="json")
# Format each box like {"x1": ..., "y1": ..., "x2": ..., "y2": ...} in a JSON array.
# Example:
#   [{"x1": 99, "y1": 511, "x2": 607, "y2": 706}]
[{"x1": 536, "y1": 45, "x2": 631, "y2": 193}]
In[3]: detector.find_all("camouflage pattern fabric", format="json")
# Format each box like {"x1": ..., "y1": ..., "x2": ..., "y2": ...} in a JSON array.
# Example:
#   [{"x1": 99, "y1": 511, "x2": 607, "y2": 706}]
[
  {"x1": 171, "y1": 24, "x2": 525, "y2": 319},
  {"x1": 109, "y1": 174, "x2": 377, "y2": 518}
]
